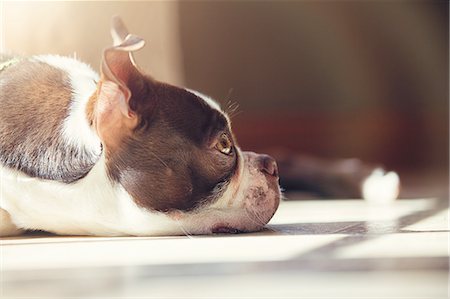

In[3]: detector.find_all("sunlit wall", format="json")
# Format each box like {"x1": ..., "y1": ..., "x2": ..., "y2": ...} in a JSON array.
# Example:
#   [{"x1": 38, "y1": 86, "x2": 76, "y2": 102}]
[
  {"x1": 178, "y1": 1, "x2": 448, "y2": 175},
  {"x1": 1, "y1": 1, "x2": 448, "y2": 176},
  {"x1": 1, "y1": 1, "x2": 184, "y2": 85}
]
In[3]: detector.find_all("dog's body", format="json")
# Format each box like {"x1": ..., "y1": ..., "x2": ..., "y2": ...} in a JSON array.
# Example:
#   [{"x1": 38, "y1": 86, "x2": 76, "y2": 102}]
[
  {"x1": 0, "y1": 55, "x2": 171, "y2": 236},
  {"x1": 0, "y1": 18, "x2": 280, "y2": 236}
]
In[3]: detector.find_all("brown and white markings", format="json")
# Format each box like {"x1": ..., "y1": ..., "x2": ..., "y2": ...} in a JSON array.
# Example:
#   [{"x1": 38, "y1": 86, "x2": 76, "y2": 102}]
[{"x1": 0, "y1": 17, "x2": 280, "y2": 236}]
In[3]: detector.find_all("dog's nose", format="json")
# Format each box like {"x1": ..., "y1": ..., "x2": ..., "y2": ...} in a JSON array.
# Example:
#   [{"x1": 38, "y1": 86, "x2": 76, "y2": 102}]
[{"x1": 258, "y1": 155, "x2": 279, "y2": 177}]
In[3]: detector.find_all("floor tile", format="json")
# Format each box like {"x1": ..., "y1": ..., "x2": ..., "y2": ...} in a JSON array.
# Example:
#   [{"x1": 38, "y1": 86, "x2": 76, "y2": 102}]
[{"x1": 1, "y1": 198, "x2": 448, "y2": 298}]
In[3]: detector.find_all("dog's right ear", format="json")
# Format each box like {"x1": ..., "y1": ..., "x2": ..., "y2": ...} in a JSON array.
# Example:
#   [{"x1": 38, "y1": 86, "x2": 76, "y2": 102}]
[
  {"x1": 93, "y1": 16, "x2": 149, "y2": 151},
  {"x1": 111, "y1": 15, "x2": 130, "y2": 46}
]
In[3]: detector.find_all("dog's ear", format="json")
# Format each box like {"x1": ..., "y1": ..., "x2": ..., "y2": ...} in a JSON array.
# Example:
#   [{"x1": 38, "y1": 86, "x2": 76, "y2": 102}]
[
  {"x1": 111, "y1": 15, "x2": 130, "y2": 46},
  {"x1": 94, "y1": 16, "x2": 149, "y2": 150},
  {"x1": 100, "y1": 21, "x2": 145, "y2": 117}
]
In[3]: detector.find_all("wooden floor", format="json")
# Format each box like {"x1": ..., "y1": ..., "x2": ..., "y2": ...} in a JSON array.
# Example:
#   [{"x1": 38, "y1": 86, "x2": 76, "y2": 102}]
[{"x1": 1, "y1": 197, "x2": 448, "y2": 298}]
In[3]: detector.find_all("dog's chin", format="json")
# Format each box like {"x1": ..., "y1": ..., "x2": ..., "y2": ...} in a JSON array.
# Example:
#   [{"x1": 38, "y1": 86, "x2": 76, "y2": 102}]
[
  {"x1": 173, "y1": 151, "x2": 281, "y2": 235},
  {"x1": 206, "y1": 185, "x2": 280, "y2": 235},
  {"x1": 232, "y1": 151, "x2": 281, "y2": 233}
]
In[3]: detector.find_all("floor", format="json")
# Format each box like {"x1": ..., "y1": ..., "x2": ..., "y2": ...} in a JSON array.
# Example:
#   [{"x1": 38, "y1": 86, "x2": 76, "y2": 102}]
[{"x1": 1, "y1": 196, "x2": 448, "y2": 298}]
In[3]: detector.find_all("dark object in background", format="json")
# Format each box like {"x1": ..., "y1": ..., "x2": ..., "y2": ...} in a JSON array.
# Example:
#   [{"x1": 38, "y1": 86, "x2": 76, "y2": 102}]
[{"x1": 270, "y1": 150, "x2": 399, "y2": 200}]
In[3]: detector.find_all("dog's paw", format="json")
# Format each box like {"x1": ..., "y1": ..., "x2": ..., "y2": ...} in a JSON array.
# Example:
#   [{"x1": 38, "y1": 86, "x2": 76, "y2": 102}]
[
  {"x1": 0, "y1": 208, "x2": 25, "y2": 237},
  {"x1": 362, "y1": 168, "x2": 400, "y2": 204}
]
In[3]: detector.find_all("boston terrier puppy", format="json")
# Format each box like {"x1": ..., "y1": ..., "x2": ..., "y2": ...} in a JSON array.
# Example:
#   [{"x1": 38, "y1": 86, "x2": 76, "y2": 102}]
[{"x1": 0, "y1": 17, "x2": 280, "y2": 237}]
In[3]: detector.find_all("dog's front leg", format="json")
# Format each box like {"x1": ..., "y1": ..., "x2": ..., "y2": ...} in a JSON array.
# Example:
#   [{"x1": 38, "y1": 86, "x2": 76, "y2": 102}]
[{"x1": 0, "y1": 208, "x2": 25, "y2": 237}]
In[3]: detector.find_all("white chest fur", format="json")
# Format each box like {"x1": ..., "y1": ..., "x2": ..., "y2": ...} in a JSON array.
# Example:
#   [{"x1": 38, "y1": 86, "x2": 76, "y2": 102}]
[
  {"x1": 0, "y1": 156, "x2": 183, "y2": 236},
  {"x1": 1, "y1": 157, "x2": 120, "y2": 235}
]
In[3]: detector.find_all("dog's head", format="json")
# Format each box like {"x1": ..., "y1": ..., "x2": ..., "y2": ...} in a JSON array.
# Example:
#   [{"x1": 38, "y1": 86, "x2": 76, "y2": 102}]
[{"x1": 89, "y1": 17, "x2": 280, "y2": 235}]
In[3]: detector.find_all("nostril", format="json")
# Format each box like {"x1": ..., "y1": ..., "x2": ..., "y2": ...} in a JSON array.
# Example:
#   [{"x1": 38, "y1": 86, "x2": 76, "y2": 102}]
[{"x1": 259, "y1": 155, "x2": 279, "y2": 177}]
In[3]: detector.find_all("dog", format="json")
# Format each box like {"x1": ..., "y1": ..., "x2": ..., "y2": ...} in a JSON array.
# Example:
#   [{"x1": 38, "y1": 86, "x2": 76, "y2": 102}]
[
  {"x1": 0, "y1": 17, "x2": 281, "y2": 237},
  {"x1": 0, "y1": 17, "x2": 400, "y2": 237}
]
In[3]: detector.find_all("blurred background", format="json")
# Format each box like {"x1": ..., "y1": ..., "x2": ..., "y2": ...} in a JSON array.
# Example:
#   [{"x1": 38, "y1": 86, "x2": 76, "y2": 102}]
[{"x1": 1, "y1": 1, "x2": 448, "y2": 198}]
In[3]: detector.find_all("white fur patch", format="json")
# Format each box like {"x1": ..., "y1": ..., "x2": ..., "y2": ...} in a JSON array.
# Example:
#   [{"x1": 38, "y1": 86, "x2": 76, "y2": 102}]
[
  {"x1": 186, "y1": 88, "x2": 222, "y2": 112},
  {"x1": 33, "y1": 55, "x2": 101, "y2": 155},
  {"x1": 0, "y1": 156, "x2": 182, "y2": 236},
  {"x1": 363, "y1": 168, "x2": 400, "y2": 204},
  {"x1": 186, "y1": 88, "x2": 234, "y2": 131}
]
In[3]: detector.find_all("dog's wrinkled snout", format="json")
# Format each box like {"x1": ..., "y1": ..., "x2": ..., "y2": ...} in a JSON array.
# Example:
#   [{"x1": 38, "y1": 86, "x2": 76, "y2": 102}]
[{"x1": 258, "y1": 154, "x2": 279, "y2": 178}]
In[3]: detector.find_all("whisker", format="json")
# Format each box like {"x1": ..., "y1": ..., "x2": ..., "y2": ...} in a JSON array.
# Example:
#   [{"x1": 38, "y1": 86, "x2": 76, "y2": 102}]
[
  {"x1": 148, "y1": 151, "x2": 170, "y2": 169},
  {"x1": 244, "y1": 211, "x2": 263, "y2": 228},
  {"x1": 244, "y1": 208, "x2": 279, "y2": 233},
  {"x1": 175, "y1": 219, "x2": 195, "y2": 239},
  {"x1": 223, "y1": 92, "x2": 242, "y2": 120},
  {"x1": 264, "y1": 227, "x2": 279, "y2": 233},
  {"x1": 225, "y1": 88, "x2": 234, "y2": 103},
  {"x1": 225, "y1": 102, "x2": 242, "y2": 120},
  {"x1": 226, "y1": 101, "x2": 239, "y2": 113},
  {"x1": 247, "y1": 210, "x2": 264, "y2": 226},
  {"x1": 228, "y1": 109, "x2": 243, "y2": 120}
]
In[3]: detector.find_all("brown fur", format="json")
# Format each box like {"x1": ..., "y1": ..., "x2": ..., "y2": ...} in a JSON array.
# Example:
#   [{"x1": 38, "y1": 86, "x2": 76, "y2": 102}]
[
  {"x1": 0, "y1": 59, "x2": 99, "y2": 183},
  {"x1": 102, "y1": 79, "x2": 239, "y2": 212},
  {"x1": 86, "y1": 90, "x2": 98, "y2": 127}
]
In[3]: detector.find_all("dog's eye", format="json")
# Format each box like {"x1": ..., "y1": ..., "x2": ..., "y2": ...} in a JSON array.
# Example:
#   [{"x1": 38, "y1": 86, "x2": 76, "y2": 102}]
[{"x1": 215, "y1": 133, "x2": 233, "y2": 155}]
